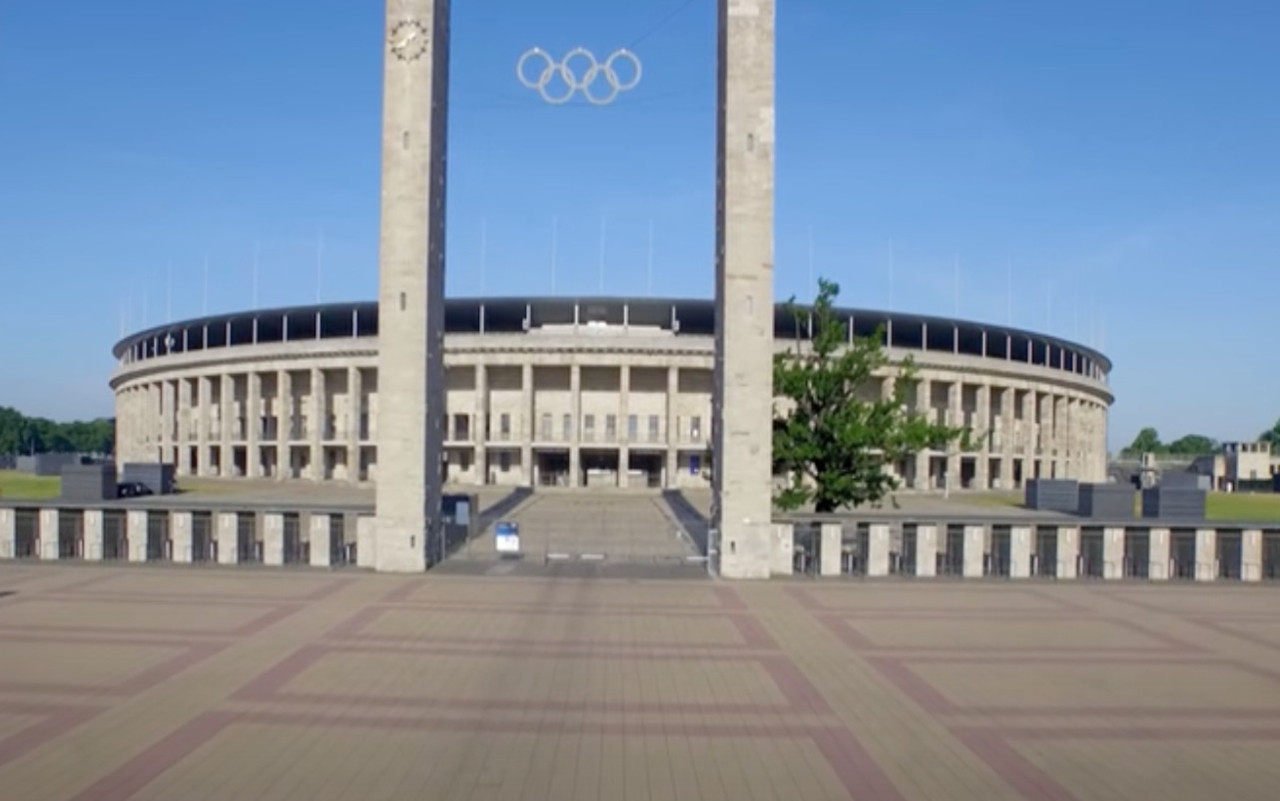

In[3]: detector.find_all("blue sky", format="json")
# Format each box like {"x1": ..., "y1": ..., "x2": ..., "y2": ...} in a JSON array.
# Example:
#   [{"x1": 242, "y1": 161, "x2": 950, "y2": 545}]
[{"x1": 1, "y1": 0, "x2": 1277, "y2": 449}]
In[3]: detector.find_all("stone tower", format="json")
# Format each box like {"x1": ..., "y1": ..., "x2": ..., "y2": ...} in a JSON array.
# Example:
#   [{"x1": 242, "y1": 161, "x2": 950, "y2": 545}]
[
  {"x1": 712, "y1": 0, "x2": 777, "y2": 579},
  {"x1": 374, "y1": 0, "x2": 450, "y2": 572}
]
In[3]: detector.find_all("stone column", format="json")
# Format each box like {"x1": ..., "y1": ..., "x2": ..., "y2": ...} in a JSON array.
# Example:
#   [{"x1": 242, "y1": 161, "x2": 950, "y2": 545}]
[
  {"x1": 618, "y1": 365, "x2": 630, "y2": 488},
  {"x1": 310, "y1": 368, "x2": 325, "y2": 480},
  {"x1": 309, "y1": 513, "x2": 331, "y2": 567},
  {"x1": 569, "y1": 364, "x2": 581, "y2": 487},
  {"x1": 247, "y1": 372, "x2": 261, "y2": 478},
  {"x1": 39, "y1": 509, "x2": 58, "y2": 560},
  {"x1": 0, "y1": 507, "x2": 13, "y2": 559},
  {"x1": 171, "y1": 511, "x2": 193, "y2": 564},
  {"x1": 348, "y1": 366, "x2": 363, "y2": 484},
  {"x1": 521, "y1": 363, "x2": 534, "y2": 486},
  {"x1": 1103, "y1": 526, "x2": 1125, "y2": 579},
  {"x1": 373, "y1": 0, "x2": 450, "y2": 573},
  {"x1": 914, "y1": 378, "x2": 931, "y2": 489},
  {"x1": 474, "y1": 364, "x2": 488, "y2": 485},
  {"x1": 867, "y1": 523, "x2": 891, "y2": 577},
  {"x1": 176, "y1": 378, "x2": 192, "y2": 475},
  {"x1": 1195, "y1": 528, "x2": 1217, "y2": 581},
  {"x1": 1148, "y1": 527, "x2": 1171, "y2": 581},
  {"x1": 946, "y1": 381, "x2": 962, "y2": 486},
  {"x1": 160, "y1": 379, "x2": 174, "y2": 464},
  {"x1": 220, "y1": 374, "x2": 234, "y2": 476},
  {"x1": 127, "y1": 510, "x2": 149, "y2": 562},
  {"x1": 666, "y1": 366, "x2": 679, "y2": 487},
  {"x1": 83, "y1": 509, "x2": 103, "y2": 561},
  {"x1": 999, "y1": 386, "x2": 1015, "y2": 488},
  {"x1": 915, "y1": 524, "x2": 938, "y2": 577},
  {"x1": 1056, "y1": 526, "x2": 1080, "y2": 579},
  {"x1": 962, "y1": 524, "x2": 984, "y2": 577},
  {"x1": 1009, "y1": 525, "x2": 1033, "y2": 578},
  {"x1": 277, "y1": 369, "x2": 293, "y2": 480},
  {"x1": 262, "y1": 513, "x2": 285, "y2": 565},
  {"x1": 974, "y1": 384, "x2": 990, "y2": 489},
  {"x1": 216, "y1": 512, "x2": 238, "y2": 565},
  {"x1": 819, "y1": 522, "x2": 842, "y2": 576},
  {"x1": 198, "y1": 376, "x2": 213, "y2": 477},
  {"x1": 1242, "y1": 528, "x2": 1263, "y2": 582},
  {"x1": 712, "y1": 0, "x2": 777, "y2": 579}
]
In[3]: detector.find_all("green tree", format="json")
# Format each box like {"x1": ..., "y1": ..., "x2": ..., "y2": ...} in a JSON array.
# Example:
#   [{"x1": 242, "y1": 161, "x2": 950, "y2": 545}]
[
  {"x1": 0, "y1": 407, "x2": 114, "y2": 456},
  {"x1": 1260, "y1": 419, "x2": 1280, "y2": 450},
  {"x1": 772, "y1": 278, "x2": 968, "y2": 513},
  {"x1": 1122, "y1": 427, "x2": 1163, "y2": 456},
  {"x1": 1166, "y1": 434, "x2": 1217, "y2": 456}
]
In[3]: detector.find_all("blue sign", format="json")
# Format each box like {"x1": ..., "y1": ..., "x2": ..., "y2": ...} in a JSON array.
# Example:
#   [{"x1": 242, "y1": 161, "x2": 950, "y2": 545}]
[{"x1": 495, "y1": 521, "x2": 521, "y2": 554}]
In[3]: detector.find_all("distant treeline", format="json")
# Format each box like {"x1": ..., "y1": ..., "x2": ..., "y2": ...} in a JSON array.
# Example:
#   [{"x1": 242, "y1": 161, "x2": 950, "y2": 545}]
[{"x1": 0, "y1": 406, "x2": 115, "y2": 457}]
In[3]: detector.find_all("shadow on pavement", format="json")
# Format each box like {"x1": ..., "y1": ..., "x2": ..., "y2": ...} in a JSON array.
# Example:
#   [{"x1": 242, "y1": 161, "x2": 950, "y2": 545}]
[{"x1": 660, "y1": 490, "x2": 709, "y2": 555}]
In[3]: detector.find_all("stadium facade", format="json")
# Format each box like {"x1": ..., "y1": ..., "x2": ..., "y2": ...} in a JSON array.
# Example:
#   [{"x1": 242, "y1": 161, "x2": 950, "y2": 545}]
[{"x1": 110, "y1": 297, "x2": 1114, "y2": 492}]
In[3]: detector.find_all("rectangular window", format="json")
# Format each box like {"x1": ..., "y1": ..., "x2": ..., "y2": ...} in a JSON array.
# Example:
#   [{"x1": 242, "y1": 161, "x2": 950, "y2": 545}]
[
  {"x1": 605, "y1": 414, "x2": 616, "y2": 441},
  {"x1": 540, "y1": 412, "x2": 552, "y2": 441},
  {"x1": 583, "y1": 414, "x2": 595, "y2": 442},
  {"x1": 499, "y1": 413, "x2": 511, "y2": 438},
  {"x1": 690, "y1": 415, "x2": 702, "y2": 442},
  {"x1": 562, "y1": 413, "x2": 572, "y2": 441},
  {"x1": 627, "y1": 414, "x2": 638, "y2": 442},
  {"x1": 648, "y1": 414, "x2": 660, "y2": 442}
]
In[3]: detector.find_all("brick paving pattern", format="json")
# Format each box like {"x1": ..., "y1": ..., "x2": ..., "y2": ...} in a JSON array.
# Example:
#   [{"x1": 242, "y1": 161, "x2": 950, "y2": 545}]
[{"x1": 1, "y1": 564, "x2": 1279, "y2": 800}]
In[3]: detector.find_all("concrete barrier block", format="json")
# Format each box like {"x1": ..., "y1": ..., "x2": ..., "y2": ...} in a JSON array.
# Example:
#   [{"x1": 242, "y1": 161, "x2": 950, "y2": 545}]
[
  {"x1": 309, "y1": 514, "x2": 331, "y2": 568},
  {"x1": 39, "y1": 509, "x2": 59, "y2": 560},
  {"x1": 216, "y1": 512, "x2": 238, "y2": 565},
  {"x1": 867, "y1": 523, "x2": 891, "y2": 577},
  {"x1": 916, "y1": 524, "x2": 938, "y2": 578},
  {"x1": 1148, "y1": 527, "x2": 1171, "y2": 581},
  {"x1": 1056, "y1": 526, "x2": 1080, "y2": 579},
  {"x1": 1194, "y1": 528, "x2": 1216, "y2": 582},
  {"x1": 962, "y1": 525, "x2": 984, "y2": 578},
  {"x1": 82, "y1": 509, "x2": 103, "y2": 561},
  {"x1": 262, "y1": 513, "x2": 285, "y2": 566},
  {"x1": 171, "y1": 512, "x2": 193, "y2": 564}
]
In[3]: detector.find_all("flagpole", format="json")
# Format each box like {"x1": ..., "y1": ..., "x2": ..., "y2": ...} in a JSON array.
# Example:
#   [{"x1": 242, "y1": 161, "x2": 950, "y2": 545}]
[
  {"x1": 550, "y1": 216, "x2": 558, "y2": 294},
  {"x1": 315, "y1": 229, "x2": 324, "y2": 304},
  {"x1": 252, "y1": 241, "x2": 260, "y2": 308},
  {"x1": 597, "y1": 214, "x2": 607, "y2": 294},
  {"x1": 646, "y1": 219, "x2": 654, "y2": 295},
  {"x1": 479, "y1": 218, "x2": 488, "y2": 296}
]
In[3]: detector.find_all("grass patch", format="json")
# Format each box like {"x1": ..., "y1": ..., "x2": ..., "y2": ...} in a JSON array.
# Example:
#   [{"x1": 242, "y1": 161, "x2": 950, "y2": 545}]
[
  {"x1": 0, "y1": 471, "x2": 61, "y2": 500},
  {"x1": 1205, "y1": 492, "x2": 1280, "y2": 522}
]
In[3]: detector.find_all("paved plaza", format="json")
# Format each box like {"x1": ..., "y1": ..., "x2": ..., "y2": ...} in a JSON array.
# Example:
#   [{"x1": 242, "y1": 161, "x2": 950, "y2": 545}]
[{"x1": 2, "y1": 564, "x2": 1280, "y2": 800}]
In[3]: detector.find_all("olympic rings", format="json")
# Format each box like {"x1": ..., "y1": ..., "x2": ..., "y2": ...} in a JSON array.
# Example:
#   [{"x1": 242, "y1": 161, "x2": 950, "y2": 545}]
[{"x1": 516, "y1": 47, "x2": 643, "y2": 106}]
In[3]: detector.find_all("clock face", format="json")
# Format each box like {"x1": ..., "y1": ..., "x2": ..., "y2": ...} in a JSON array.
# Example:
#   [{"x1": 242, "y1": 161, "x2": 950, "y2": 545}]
[{"x1": 388, "y1": 19, "x2": 429, "y2": 62}]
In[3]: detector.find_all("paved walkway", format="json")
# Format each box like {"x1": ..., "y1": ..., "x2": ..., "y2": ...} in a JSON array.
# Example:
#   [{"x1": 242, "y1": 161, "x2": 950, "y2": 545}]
[{"x1": 2, "y1": 565, "x2": 1279, "y2": 800}]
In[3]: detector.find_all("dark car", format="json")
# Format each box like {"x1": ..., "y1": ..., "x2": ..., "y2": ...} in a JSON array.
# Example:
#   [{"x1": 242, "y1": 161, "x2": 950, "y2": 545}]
[{"x1": 116, "y1": 481, "x2": 154, "y2": 499}]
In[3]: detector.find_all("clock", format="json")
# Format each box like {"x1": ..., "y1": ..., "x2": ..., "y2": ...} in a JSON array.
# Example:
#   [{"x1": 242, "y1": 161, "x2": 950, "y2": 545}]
[{"x1": 388, "y1": 19, "x2": 429, "y2": 62}]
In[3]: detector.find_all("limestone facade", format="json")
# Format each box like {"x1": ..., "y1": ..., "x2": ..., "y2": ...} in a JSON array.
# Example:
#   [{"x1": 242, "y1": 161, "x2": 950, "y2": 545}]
[{"x1": 110, "y1": 300, "x2": 1114, "y2": 492}]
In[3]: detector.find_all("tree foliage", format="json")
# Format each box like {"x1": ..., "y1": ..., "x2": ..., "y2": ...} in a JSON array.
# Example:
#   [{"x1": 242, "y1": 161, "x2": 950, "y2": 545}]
[
  {"x1": 1259, "y1": 419, "x2": 1280, "y2": 450},
  {"x1": 1119, "y1": 427, "x2": 1218, "y2": 457},
  {"x1": 0, "y1": 407, "x2": 115, "y2": 456},
  {"x1": 772, "y1": 278, "x2": 968, "y2": 513}
]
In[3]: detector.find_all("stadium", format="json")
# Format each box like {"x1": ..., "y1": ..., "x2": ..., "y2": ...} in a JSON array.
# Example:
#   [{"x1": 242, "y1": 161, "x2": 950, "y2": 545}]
[{"x1": 110, "y1": 297, "x2": 1114, "y2": 492}]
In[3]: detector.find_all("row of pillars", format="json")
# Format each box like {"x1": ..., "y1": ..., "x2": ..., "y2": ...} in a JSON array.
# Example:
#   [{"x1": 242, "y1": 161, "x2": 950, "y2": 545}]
[
  {"x1": 0, "y1": 508, "x2": 352, "y2": 568},
  {"x1": 777, "y1": 522, "x2": 1274, "y2": 581}
]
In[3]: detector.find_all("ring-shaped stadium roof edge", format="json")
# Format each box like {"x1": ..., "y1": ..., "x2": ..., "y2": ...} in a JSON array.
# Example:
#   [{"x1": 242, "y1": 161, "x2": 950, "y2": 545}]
[{"x1": 111, "y1": 296, "x2": 1112, "y2": 373}]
